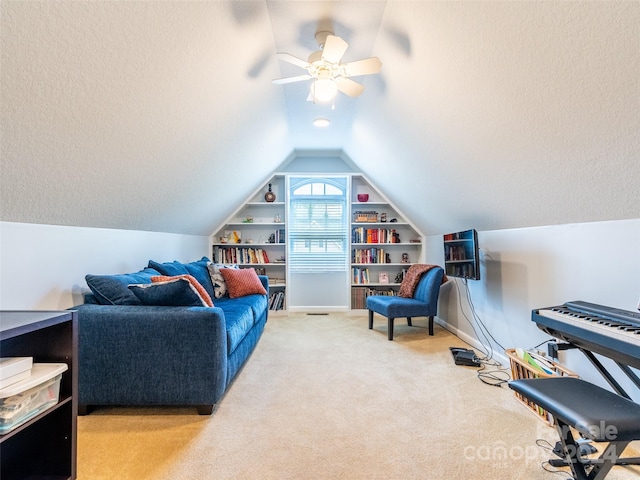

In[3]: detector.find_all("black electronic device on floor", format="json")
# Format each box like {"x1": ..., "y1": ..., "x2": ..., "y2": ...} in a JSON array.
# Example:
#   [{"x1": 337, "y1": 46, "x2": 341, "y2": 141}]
[{"x1": 449, "y1": 347, "x2": 481, "y2": 367}]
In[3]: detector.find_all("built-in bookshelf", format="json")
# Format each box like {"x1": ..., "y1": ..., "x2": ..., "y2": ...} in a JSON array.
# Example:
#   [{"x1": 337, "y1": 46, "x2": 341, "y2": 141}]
[
  {"x1": 210, "y1": 173, "x2": 425, "y2": 312},
  {"x1": 350, "y1": 175, "x2": 424, "y2": 309},
  {"x1": 211, "y1": 175, "x2": 287, "y2": 312}
]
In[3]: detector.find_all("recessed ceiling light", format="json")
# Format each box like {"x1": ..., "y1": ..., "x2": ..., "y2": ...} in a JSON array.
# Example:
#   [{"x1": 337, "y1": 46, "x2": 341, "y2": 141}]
[{"x1": 313, "y1": 117, "x2": 330, "y2": 128}]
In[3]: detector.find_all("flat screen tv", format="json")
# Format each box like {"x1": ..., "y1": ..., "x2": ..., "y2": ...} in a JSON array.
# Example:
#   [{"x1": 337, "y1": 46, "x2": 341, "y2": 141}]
[{"x1": 443, "y1": 229, "x2": 480, "y2": 280}]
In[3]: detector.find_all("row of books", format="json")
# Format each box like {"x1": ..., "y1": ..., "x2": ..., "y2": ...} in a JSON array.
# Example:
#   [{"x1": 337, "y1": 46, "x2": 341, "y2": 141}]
[
  {"x1": 353, "y1": 267, "x2": 370, "y2": 284},
  {"x1": 351, "y1": 287, "x2": 397, "y2": 309},
  {"x1": 513, "y1": 348, "x2": 557, "y2": 376},
  {"x1": 214, "y1": 247, "x2": 270, "y2": 264},
  {"x1": 269, "y1": 291, "x2": 285, "y2": 311},
  {"x1": 352, "y1": 227, "x2": 400, "y2": 244},
  {"x1": 352, "y1": 248, "x2": 390, "y2": 264},
  {"x1": 446, "y1": 263, "x2": 476, "y2": 278},
  {"x1": 445, "y1": 244, "x2": 469, "y2": 261}
]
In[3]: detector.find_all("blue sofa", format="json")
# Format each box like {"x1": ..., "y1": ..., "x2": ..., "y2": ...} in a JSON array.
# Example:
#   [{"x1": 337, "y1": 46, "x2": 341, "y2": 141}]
[{"x1": 72, "y1": 257, "x2": 268, "y2": 415}]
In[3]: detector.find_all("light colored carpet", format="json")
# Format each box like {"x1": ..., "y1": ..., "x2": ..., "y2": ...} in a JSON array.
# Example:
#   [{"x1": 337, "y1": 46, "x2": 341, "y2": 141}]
[{"x1": 78, "y1": 313, "x2": 640, "y2": 479}]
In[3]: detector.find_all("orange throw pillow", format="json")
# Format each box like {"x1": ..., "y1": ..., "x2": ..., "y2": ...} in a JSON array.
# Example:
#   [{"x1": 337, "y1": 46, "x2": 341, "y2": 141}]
[
  {"x1": 152, "y1": 275, "x2": 213, "y2": 307},
  {"x1": 218, "y1": 268, "x2": 267, "y2": 298}
]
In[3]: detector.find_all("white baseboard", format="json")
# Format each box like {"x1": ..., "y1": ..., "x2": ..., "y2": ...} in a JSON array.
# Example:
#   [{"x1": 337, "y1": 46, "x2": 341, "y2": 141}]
[
  {"x1": 287, "y1": 306, "x2": 349, "y2": 314},
  {"x1": 435, "y1": 317, "x2": 509, "y2": 367}
]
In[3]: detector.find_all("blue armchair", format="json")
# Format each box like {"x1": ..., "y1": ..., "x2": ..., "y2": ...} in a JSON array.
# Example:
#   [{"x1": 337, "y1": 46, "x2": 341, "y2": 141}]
[{"x1": 367, "y1": 266, "x2": 444, "y2": 340}]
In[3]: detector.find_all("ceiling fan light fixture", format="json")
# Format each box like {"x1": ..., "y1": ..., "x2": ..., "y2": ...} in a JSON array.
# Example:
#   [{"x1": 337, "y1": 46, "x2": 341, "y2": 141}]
[
  {"x1": 311, "y1": 78, "x2": 338, "y2": 103},
  {"x1": 313, "y1": 117, "x2": 331, "y2": 128}
]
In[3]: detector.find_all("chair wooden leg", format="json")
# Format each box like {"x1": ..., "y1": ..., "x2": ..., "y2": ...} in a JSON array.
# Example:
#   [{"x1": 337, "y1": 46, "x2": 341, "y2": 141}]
[
  {"x1": 428, "y1": 316, "x2": 434, "y2": 336},
  {"x1": 368, "y1": 310, "x2": 374, "y2": 329},
  {"x1": 407, "y1": 317, "x2": 412, "y2": 327},
  {"x1": 388, "y1": 317, "x2": 395, "y2": 340}
]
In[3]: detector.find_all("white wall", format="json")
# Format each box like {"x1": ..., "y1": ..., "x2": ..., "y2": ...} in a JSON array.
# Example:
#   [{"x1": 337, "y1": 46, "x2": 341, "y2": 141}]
[
  {"x1": 0, "y1": 222, "x2": 209, "y2": 310},
  {"x1": 426, "y1": 218, "x2": 640, "y2": 400}
]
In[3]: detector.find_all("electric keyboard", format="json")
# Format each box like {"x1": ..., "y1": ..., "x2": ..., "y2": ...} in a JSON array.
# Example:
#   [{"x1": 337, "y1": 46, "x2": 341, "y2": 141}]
[{"x1": 532, "y1": 301, "x2": 640, "y2": 370}]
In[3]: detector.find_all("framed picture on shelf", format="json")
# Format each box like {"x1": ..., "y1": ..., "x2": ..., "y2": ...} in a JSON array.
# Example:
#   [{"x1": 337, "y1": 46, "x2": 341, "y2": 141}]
[{"x1": 378, "y1": 271, "x2": 389, "y2": 284}]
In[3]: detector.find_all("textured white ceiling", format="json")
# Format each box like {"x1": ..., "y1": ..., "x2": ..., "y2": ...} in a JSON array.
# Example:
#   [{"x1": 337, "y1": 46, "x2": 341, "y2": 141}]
[{"x1": 1, "y1": 1, "x2": 638, "y2": 236}]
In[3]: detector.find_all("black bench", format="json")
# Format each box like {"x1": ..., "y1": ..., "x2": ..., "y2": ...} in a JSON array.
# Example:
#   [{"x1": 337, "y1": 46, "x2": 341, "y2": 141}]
[{"x1": 509, "y1": 377, "x2": 640, "y2": 480}]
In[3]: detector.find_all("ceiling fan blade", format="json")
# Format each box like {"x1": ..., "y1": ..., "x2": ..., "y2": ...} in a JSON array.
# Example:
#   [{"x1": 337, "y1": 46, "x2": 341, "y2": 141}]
[
  {"x1": 272, "y1": 74, "x2": 311, "y2": 85},
  {"x1": 342, "y1": 57, "x2": 382, "y2": 77},
  {"x1": 276, "y1": 52, "x2": 309, "y2": 69},
  {"x1": 322, "y1": 35, "x2": 348, "y2": 64},
  {"x1": 335, "y1": 77, "x2": 365, "y2": 97}
]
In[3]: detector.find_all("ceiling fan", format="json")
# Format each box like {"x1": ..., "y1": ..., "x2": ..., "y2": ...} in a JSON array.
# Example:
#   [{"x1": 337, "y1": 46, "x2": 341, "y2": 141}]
[{"x1": 273, "y1": 31, "x2": 382, "y2": 103}]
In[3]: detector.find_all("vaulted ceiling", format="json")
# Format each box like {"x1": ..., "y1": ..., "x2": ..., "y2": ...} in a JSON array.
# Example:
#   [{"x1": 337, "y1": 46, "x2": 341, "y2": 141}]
[{"x1": 1, "y1": 1, "x2": 638, "y2": 236}]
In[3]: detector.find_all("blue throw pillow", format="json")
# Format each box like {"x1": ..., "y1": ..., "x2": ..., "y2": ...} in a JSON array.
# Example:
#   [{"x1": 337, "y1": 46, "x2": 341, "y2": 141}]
[
  {"x1": 147, "y1": 257, "x2": 215, "y2": 299},
  {"x1": 128, "y1": 278, "x2": 209, "y2": 307},
  {"x1": 85, "y1": 268, "x2": 160, "y2": 305}
]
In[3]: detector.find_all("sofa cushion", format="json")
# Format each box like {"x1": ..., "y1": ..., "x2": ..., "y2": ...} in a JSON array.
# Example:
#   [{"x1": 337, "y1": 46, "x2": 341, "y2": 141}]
[
  {"x1": 148, "y1": 257, "x2": 215, "y2": 300},
  {"x1": 152, "y1": 275, "x2": 213, "y2": 307},
  {"x1": 207, "y1": 263, "x2": 239, "y2": 298},
  {"x1": 216, "y1": 300, "x2": 256, "y2": 354},
  {"x1": 128, "y1": 278, "x2": 210, "y2": 307},
  {"x1": 219, "y1": 268, "x2": 267, "y2": 298},
  {"x1": 85, "y1": 268, "x2": 160, "y2": 305},
  {"x1": 218, "y1": 294, "x2": 268, "y2": 321}
]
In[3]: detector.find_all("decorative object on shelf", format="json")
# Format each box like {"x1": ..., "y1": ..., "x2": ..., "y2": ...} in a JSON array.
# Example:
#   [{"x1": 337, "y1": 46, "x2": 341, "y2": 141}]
[
  {"x1": 274, "y1": 213, "x2": 282, "y2": 223},
  {"x1": 354, "y1": 210, "x2": 378, "y2": 222},
  {"x1": 225, "y1": 230, "x2": 242, "y2": 244},
  {"x1": 389, "y1": 218, "x2": 398, "y2": 223},
  {"x1": 394, "y1": 272, "x2": 404, "y2": 283},
  {"x1": 402, "y1": 253, "x2": 409, "y2": 263},
  {"x1": 378, "y1": 272, "x2": 389, "y2": 284},
  {"x1": 219, "y1": 236, "x2": 228, "y2": 244},
  {"x1": 268, "y1": 233, "x2": 275, "y2": 244},
  {"x1": 380, "y1": 212, "x2": 387, "y2": 222},
  {"x1": 242, "y1": 216, "x2": 253, "y2": 223},
  {"x1": 357, "y1": 193, "x2": 369, "y2": 202},
  {"x1": 264, "y1": 184, "x2": 276, "y2": 203}
]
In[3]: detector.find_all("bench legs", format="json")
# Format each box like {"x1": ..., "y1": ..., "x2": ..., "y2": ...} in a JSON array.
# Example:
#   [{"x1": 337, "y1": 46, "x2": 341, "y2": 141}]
[{"x1": 554, "y1": 417, "x2": 631, "y2": 480}]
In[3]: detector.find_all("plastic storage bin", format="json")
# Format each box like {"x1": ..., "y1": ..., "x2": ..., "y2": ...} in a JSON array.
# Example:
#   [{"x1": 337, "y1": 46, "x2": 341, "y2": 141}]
[
  {"x1": 506, "y1": 348, "x2": 578, "y2": 424},
  {"x1": 0, "y1": 363, "x2": 68, "y2": 434}
]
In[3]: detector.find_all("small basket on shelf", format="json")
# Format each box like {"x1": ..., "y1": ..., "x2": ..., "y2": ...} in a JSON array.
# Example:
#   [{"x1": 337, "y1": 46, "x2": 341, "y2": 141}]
[{"x1": 505, "y1": 348, "x2": 578, "y2": 425}]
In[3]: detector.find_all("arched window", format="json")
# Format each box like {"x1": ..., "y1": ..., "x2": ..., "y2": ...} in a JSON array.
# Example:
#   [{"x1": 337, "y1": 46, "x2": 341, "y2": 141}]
[{"x1": 288, "y1": 177, "x2": 348, "y2": 272}]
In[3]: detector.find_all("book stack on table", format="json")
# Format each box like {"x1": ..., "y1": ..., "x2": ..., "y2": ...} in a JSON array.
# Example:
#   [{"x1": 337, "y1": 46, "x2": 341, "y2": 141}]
[{"x1": 0, "y1": 357, "x2": 33, "y2": 389}]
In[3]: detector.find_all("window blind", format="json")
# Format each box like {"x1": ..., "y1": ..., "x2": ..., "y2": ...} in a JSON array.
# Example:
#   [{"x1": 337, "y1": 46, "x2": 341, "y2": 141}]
[{"x1": 288, "y1": 186, "x2": 348, "y2": 273}]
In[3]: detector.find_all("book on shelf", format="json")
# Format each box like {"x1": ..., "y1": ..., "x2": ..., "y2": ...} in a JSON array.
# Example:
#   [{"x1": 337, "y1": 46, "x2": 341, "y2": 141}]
[
  {"x1": 352, "y1": 247, "x2": 387, "y2": 264},
  {"x1": 214, "y1": 246, "x2": 271, "y2": 264},
  {"x1": 352, "y1": 227, "x2": 401, "y2": 244},
  {"x1": 351, "y1": 286, "x2": 397, "y2": 309},
  {"x1": 269, "y1": 290, "x2": 286, "y2": 310}
]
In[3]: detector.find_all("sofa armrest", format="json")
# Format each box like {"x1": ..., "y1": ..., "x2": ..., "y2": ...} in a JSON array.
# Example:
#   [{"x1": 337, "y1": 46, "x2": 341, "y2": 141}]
[
  {"x1": 74, "y1": 304, "x2": 228, "y2": 407},
  {"x1": 258, "y1": 274, "x2": 269, "y2": 293}
]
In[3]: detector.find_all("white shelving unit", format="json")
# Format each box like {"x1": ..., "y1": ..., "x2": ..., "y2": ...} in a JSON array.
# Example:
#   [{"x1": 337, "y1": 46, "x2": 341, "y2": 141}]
[
  {"x1": 350, "y1": 175, "x2": 424, "y2": 309},
  {"x1": 211, "y1": 173, "x2": 425, "y2": 312},
  {"x1": 211, "y1": 175, "x2": 287, "y2": 312}
]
